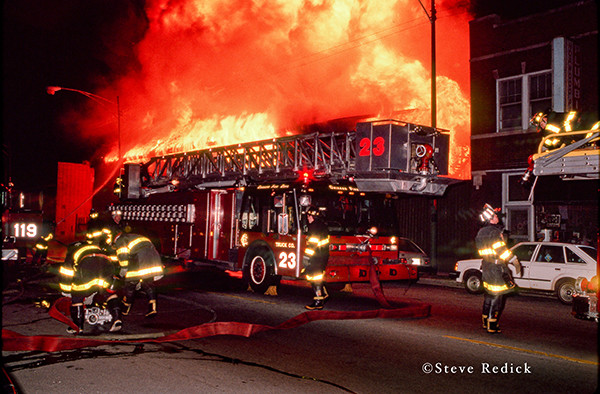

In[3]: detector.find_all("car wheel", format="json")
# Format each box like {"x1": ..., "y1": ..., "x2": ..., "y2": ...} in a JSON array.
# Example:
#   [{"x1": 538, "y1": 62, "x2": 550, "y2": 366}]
[
  {"x1": 243, "y1": 246, "x2": 280, "y2": 294},
  {"x1": 463, "y1": 271, "x2": 483, "y2": 294},
  {"x1": 556, "y1": 278, "x2": 576, "y2": 305}
]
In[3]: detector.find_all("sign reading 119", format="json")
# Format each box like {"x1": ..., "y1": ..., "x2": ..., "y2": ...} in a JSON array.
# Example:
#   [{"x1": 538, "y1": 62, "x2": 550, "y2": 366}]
[{"x1": 13, "y1": 223, "x2": 38, "y2": 238}]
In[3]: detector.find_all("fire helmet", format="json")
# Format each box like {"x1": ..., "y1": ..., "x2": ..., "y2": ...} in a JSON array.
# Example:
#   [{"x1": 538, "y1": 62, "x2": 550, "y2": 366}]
[
  {"x1": 479, "y1": 203, "x2": 498, "y2": 223},
  {"x1": 86, "y1": 227, "x2": 113, "y2": 247}
]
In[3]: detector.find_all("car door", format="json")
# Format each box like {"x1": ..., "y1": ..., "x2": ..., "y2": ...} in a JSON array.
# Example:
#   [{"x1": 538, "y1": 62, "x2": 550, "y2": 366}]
[
  {"x1": 528, "y1": 244, "x2": 566, "y2": 290},
  {"x1": 510, "y1": 243, "x2": 538, "y2": 288}
]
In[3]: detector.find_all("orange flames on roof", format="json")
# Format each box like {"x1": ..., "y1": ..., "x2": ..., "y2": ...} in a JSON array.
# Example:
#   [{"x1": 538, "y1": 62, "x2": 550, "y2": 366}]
[{"x1": 82, "y1": 0, "x2": 472, "y2": 179}]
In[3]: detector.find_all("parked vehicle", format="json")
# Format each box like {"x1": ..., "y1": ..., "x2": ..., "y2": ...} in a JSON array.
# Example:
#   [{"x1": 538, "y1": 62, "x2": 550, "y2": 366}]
[
  {"x1": 396, "y1": 237, "x2": 430, "y2": 274},
  {"x1": 450, "y1": 242, "x2": 598, "y2": 304}
]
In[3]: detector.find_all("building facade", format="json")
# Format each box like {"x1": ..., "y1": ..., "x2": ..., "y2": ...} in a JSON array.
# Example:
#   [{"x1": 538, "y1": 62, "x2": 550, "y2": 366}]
[{"x1": 469, "y1": 0, "x2": 598, "y2": 246}]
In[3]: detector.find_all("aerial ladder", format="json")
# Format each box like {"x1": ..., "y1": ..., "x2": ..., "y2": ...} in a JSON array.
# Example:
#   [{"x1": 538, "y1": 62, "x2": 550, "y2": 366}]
[
  {"x1": 532, "y1": 129, "x2": 599, "y2": 179},
  {"x1": 526, "y1": 125, "x2": 599, "y2": 323},
  {"x1": 119, "y1": 119, "x2": 458, "y2": 200}
]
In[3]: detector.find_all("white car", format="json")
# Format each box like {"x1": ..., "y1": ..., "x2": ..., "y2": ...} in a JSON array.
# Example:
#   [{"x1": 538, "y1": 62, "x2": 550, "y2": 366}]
[{"x1": 451, "y1": 242, "x2": 598, "y2": 304}]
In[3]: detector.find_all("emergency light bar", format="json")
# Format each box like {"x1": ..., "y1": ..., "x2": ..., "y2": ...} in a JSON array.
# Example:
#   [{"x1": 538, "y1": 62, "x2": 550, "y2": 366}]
[{"x1": 109, "y1": 204, "x2": 196, "y2": 223}]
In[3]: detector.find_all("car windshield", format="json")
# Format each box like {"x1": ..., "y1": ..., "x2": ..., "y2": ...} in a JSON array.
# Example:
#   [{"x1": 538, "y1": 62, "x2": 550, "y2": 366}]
[
  {"x1": 578, "y1": 246, "x2": 598, "y2": 261},
  {"x1": 397, "y1": 239, "x2": 424, "y2": 253},
  {"x1": 511, "y1": 244, "x2": 537, "y2": 262}
]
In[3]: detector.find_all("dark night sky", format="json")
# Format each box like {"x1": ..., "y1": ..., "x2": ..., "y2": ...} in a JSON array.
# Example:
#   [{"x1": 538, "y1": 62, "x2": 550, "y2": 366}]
[
  {"x1": 2, "y1": 0, "x2": 147, "y2": 192},
  {"x1": 2, "y1": 0, "x2": 579, "y2": 193}
]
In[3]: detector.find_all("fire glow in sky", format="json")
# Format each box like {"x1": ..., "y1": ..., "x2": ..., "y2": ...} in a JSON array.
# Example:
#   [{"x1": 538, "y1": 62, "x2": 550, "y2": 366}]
[{"x1": 74, "y1": 0, "x2": 472, "y2": 179}]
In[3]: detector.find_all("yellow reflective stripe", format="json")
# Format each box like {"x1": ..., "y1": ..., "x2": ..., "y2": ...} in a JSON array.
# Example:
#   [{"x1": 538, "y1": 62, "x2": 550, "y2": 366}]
[
  {"x1": 119, "y1": 260, "x2": 129, "y2": 267},
  {"x1": 492, "y1": 241, "x2": 505, "y2": 250},
  {"x1": 43, "y1": 234, "x2": 53, "y2": 241},
  {"x1": 35, "y1": 243, "x2": 48, "y2": 250},
  {"x1": 125, "y1": 266, "x2": 163, "y2": 278},
  {"x1": 306, "y1": 273, "x2": 324, "y2": 281},
  {"x1": 87, "y1": 231, "x2": 102, "y2": 239},
  {"x1": 478, "y1": 248, "x2": 495, "y2": 256},
  {"x1": 128, "y1": 237, "x2": 151, "y2": 250},
  {"x1": 484, "y1": 282, "x2": 511, "y2": 293},
  {"x1": 317, "y1": 238, "x2": 330, "y2": 247},
  {"x1": 305, "y1": 249, "x2": 315, "y2": 256},
  {"x1": 499, "y1": 250, "x2": 512, "y2": 260},
  {"x1": 117, "y1": 246, "x2": 129, "y2": 255},
  {"x1": 73, "y1": 245, "x2": 100, "y2": 262},
  {"x1": 71, "y1": 279, "x2": 109, "y2": 291},
  {"x1": 546, "y1": 124, "x2": 561, "y2": 133},
  {"x1": 308, "y1": 237, "x2": 329, "y2": 247},
  {"x1": 59, "y1": 266, "x2": 74, "y2": 277},
  {"x1": 108, "y1": 255, "x2": 119, "y2": 262},
  {"x1": 59, "y1": 283, "x2": 72, "y2": 292}
]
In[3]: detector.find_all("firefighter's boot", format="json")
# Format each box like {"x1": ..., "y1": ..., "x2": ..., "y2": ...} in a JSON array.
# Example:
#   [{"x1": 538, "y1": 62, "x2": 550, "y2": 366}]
[
  {"x1": 67, "y1": 304, "x2": 85, "y2": 334},
  {"x1": 145, "y1": 299, "x2": 157, "y2": 318},
  {"x1": 486, "y1": 318, "x2": 501, "y2": 334},
  {"x1": 481, "y1": 314, "x2": 488, "y2": 330},
  {"x1": 107, "y1": 298, "x2": 123, "y2": 332},
  {"x1": 305, "y1": 283, "x2": 328, "y2": 310}
]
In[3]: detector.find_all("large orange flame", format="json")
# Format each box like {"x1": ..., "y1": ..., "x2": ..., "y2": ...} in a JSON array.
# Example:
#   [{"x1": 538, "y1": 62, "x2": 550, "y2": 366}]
[{"x1": 80, "y1": 0, "x2": 472, "y2": 179}]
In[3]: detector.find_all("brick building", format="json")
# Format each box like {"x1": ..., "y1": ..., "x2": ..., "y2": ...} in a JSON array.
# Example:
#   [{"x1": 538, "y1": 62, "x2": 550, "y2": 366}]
[{"x1": 469, "y1": 0, "x2": 598, "y2": 246}]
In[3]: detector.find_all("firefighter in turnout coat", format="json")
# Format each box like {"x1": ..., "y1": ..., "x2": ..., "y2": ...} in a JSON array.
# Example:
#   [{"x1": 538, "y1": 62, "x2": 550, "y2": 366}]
[
  {"x1": 302, "y1": 206, "x2": 330, "y2": 310},
  {"x1": 113, "y1": 232, "x2": 164, "y2": 318},
  {"x1": 32, "y1": 222, "x2": 53, "y2": 265},
  {"x1": 59, "y1": 235, "x2": 122, "y2": 334},
  {"x1": 476, "y1": 203, "x2": 522, "y2": 333}
]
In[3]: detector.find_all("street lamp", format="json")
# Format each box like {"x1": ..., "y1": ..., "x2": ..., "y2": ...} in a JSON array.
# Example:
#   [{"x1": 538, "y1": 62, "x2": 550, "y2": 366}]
[{"x1": 47, "y1": 86, "x2": 121, "y2": 162}]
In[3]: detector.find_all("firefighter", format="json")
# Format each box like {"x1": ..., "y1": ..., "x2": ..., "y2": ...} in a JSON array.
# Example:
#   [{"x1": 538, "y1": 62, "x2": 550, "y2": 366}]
[
  {"x1": 89, "y1": 208, "x2": 99, "y2": 226},
  {"x1": 58, "y1": 233, "x2": 122, "y2": 334},
  {"x1": 112, "y1": 232, "x2": 164, "y2": 318},
  {"x1": 530, "y1": 109, "x2": 582, "y2": 150},
  {"x1": 110, "y1": 208, "x2": 131, "y2": 234},
  {"x1": 301, "y1": 206, "x2": 330, "y2": 310},
  {"x1": 86, "y1": 221, "x2": 114, "y2": 253},
  {"x1": 476, "y1": 203, "x2": 522, "y2": 334},
  {"x1": 32, "y1": 222, "x2": 54, "y2": 264}
]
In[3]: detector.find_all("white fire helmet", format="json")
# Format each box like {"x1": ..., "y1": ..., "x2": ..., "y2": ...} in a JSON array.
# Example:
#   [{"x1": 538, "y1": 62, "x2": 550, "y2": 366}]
[{"x1": 479, "y1": 203, "x2": 497, "y2": 223}]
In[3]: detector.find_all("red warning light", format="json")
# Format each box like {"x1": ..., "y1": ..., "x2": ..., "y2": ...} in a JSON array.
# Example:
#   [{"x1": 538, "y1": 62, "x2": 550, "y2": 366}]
[{"x1": 297, "y1": 168, "x2": 315, "y2": 184}]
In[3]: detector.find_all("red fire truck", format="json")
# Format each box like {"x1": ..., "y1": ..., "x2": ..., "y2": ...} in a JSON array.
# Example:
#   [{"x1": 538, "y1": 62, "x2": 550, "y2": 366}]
[
  {"x1": 1, "y1": 185, "x2": 45, "y2": 263},
  {"x1": 110, "y1": 119, "x2": 457, "y2": 292}
]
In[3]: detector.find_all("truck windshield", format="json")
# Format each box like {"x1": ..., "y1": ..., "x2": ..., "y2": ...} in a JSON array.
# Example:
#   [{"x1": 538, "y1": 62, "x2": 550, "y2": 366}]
[{"x1": 313, "y1": 193, "x2": 399, "y2": 236}]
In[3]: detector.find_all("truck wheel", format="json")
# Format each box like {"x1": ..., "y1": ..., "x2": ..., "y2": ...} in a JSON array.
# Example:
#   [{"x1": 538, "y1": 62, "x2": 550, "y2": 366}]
[
  {"x1": 556, "y1": 278, "x2": 576, "y2": 305},
  {"x1": 463, "y1": 271, "x2": 483, "y2": 294},
  {"x1": 244, "y1": 247, "x2": 279, "y2": 294}
]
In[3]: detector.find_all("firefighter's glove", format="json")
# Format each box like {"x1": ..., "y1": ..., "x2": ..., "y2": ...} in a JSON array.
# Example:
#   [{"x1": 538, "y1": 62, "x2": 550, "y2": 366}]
[
  {"x1": 119, "y1": 268, "x2": 127, "y2": 278},
  {"x1": 302, "y1": 255, "x2": 311, "y2": 268},
  {"x1": 511, "y1": 258, "x2": 522, "y2": 277}
]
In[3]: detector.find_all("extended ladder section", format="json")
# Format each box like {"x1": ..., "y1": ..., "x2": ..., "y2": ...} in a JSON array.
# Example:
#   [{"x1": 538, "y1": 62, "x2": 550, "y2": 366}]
[
  {"x1": 122, "y1": 120, "x2": 457, "y2": 198},
  {"x1": 533, "y1": 130, "x2": 599, "y2": 179}
]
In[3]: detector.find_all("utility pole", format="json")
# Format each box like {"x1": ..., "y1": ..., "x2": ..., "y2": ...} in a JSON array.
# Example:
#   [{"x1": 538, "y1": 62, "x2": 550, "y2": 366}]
[{"x1": 418, "y1": 0, "x2": 438, "y2": 271}]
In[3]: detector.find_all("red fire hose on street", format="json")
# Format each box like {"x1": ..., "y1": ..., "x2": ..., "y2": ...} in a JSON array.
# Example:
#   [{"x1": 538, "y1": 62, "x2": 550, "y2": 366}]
[
  {"x1": 3, "y1": 233, "x2": 428, "y2": 353},
  {"x1": 3, "y1": 295, "x2": 429, "y2": 353}
]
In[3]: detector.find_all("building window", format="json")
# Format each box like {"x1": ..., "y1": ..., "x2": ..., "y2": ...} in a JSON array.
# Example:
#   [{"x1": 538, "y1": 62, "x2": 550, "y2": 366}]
[
  {"x1": 529, "y1": 72, "x2": 552, "y2": 117},
  {"x1": 498, "y1": 77, "x2": 522, "y2": 130},
  {"x1": 497, "y1": 70, "x2": 552, "y2": 131}
]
